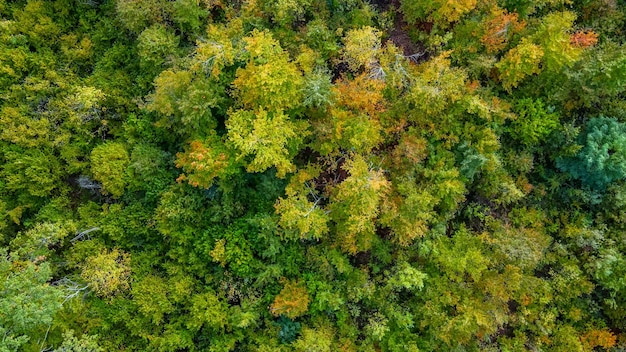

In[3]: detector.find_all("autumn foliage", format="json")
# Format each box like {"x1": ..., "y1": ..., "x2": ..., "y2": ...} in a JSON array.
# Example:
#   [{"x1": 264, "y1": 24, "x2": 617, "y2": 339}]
[{"x1": 270, "y1": 280, "x2": 310, "y2": 319}]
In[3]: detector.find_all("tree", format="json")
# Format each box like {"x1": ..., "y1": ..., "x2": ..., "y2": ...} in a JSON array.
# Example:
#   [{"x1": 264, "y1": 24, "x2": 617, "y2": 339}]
[
  {"x1": 137, "y1": 24, "x2": 179, "y2": 74},
  {"x1": 148, "y1": 69, "x2": 226, "y2": 137},
  {"x1": 328, "y1": 154, "x2": 389, "y2": 254},
  {"x1": 274, "y1": 167, "x2": 330, "y2": 241},
  {"x1": 532, "y1": 11, "x2": 581, "y2": 73},
  {"x1": 90, "y1": 142, "x2": 130, "y2": 197},
  {"x1": 311, "y1": 74, "x2": 385, "y2": 155},
  {"x1": 187, "y1": 290, "x2": 229, "y2": 331},
  {"x1": 54, "y1": 330, "x2": 103, "y2": 352},
  {"x1": 115, "y1": 0, "x2": 170, "y2": 34},
  {"x1": 80, "y1": 248, "x2": 131, "y2": 298},
  {"x1": 226, "y1": 108, "x2": 308, "y2": 177},
  {"x1": 480, "y1": 8, "x2": 526, "y2": 53},
  {"x1": 400, "y1": 0, "x2": 477, "y2": 28},
  {"x1": 557, "y1": 117, "x2": 626, "y2": 190},
  {"x1": 342, "y1": 27, "x2": 382, "y2": 72},
  {"x1": 1, "y1": 147, "x2": 63, "y2": 198},
  {"x1": 232, "y1": 30, "x2": 304, "y2": 111},
  {"x1": 509, "y1": 98, "x2": 559, "y2": 147},
  {"x1": 175, "y1": 133, "x2": 238, "y2": 188},
  {"x1": 0, "y1": 250, "x2": 63, "y2": 351},
  {"x1": 270, "y1": 280, "x2": 310, "y2": 319},
  {"x1": 496, "y1": 38, "x2": 544, "y2": 91}
]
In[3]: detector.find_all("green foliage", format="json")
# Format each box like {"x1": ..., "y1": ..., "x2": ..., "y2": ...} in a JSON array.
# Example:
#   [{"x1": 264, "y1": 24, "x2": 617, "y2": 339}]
[
  {"x1": 276, "y1": 316, "x2": 301, "y2": 344},
  {"x1": 115, "y1": 0, "x2": 170, "y2": 34},
  {"x1": 1, "y1": 1, "x2": 626, "y2": 351},
  {"x1": 557, "y1": 117, "x2": 626, "y2": 190},
  {"x1": 137, "y1": 24, "x2": 179, "y2": 73},
  {"x1": 90, "y1": 142, "x2": 130, "y2": 197},
  {"x1": 510, "y1": 98, "x2": 559, "y2": 146},
  {"x1": 54, "y1": 330, "x2": 103, "y2": 352},
  {"x1": 0, "y1": 251, "x2": 63, "y2": 351},
  {"x1": 387, "y1": 262, "x2": 427, "y2": 291},
  {"x1": 149, "y1": 69, "x2": 226, "y2": 137}
]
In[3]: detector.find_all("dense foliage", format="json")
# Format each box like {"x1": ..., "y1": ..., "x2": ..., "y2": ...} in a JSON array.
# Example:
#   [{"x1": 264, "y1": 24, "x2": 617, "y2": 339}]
[{"x1": 1, "y1": 0, "x2": 626, "y2": 350}]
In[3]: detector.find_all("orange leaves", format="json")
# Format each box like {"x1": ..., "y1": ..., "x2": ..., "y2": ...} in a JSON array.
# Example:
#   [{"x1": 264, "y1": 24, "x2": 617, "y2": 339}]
[
  {"x1": 270, "y1": 280, "x2": 310, "y2": 319},
  {"x1": 390, "y1": 134, "x2": 428, "y2": 169},
  {"x1": 480, "y1": 9, "x2": 525, "y2": 53},
  {"x1": 333, "y1": 74, "x2": 386, "y2": 118},
  {"x1": 570, "y1": 31, "x2": 599, "y2": 48},
  {"x1": 580, "y1": 329, "x2": 617, "y2": 350},
  {"x1": 175, "y1": 135, "x2": 235, "y2": 188},
  {"x1": 312, "y1": 74, "x2": 385, "y2": 155}
]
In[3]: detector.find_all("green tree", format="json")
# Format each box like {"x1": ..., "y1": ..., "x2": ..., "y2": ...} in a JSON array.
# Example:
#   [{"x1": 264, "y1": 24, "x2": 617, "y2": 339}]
[
  {"x1": 274, "y1": 167, "x2": 330, "y2": 241},
  {"x1": 557, "y1": 117, "x2": 626, "y2": 190},
  {"x1": 0, "y1": 251, "x2": 63, "y2": 351},
  {"x1": 90, "y1": 142, "x2": 130, "y2": 197},
  {"x1": 137, "y1": 24, "x2": 179, "y2": 74},
  {"x1": 509, "y1": 98, "x2": 559, "y2": 147}
]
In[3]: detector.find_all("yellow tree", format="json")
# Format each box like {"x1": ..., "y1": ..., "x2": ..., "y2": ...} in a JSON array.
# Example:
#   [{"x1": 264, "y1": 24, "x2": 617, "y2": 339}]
[
  {"x1": 274, "y1": 167, "x2": 330, "y2": 241},
  {"x1": 328, "y1": 154, "x2": 390, "y2": 255},
  {"x1": 232, "y1": 30, "x2": 304, "y2": 111},
  {"x1": 226, "y1": 108, "x2": 308, "y2": 177},
  {"x1": 80, "y1": 248, "x2": 131, "y2": 298},
  {"x1": 496, "y1": 38, "x2": 544, "y2": 91}
]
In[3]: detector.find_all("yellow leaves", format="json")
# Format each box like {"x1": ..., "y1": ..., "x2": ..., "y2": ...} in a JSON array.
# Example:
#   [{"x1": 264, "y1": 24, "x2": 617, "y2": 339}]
[
  {"x1": 80, "y1": 248, "x2": 131, "y2": 298},
  {"x1": 270, "y1": 280, "x2": 310, "y2": 319},
  {"x1": 496, "y1": 38, "x2": 544, "y2": 91},
  {"x1": 149, "y1": 70, "x2": 192, "y2": 117},
  {"x1": 210, "y1": 239, "x2": 227, "y2": 266},
  {"x1": 60, "y1": 33, "x2": 93, "y2": 62},
  {"x1": 434, "y1": 0, "x2": 478, "y2": 25},
  {"x1": 529, "y1": 11, "x2": 581, "y2": 73},
  {"x1": 233, "y1": 30, "x2": 304, "y2": 111},
  {"x1": 400, "y1": 0, "x2": 476, "y2": 28},
  {"x1": 342, "y1": 26, "x2": 382, "y2": 71},
  {"x1": 227, "y1": 108, "x2": 308, "y2": 177},
  {"x1": 0, "y1": 106, "x2": 50, "y2": 148},
  {"x1": 408, "y1": 52, "x2": 468, "y2": 121},
  {"x1": 329, "y1": 154, "x2": 390, "y2": 254},
  {"x1": 193, "y1": 20, "x2": 243, "y2": 77},
  {"x1": 90, "y1": 142, "x2": 130, "y2": 197},
  {"x1": 242, "y1": 29, "x2": 283, "y2": 60},
  {"x1": 275, "y1": 168, "x2": 330, "y2": 241}
]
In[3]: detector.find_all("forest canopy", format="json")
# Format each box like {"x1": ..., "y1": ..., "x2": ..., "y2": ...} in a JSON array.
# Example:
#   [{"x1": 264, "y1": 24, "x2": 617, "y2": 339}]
[{"x1": 1, "y1": 0, "x2": 626, "y2": 350}]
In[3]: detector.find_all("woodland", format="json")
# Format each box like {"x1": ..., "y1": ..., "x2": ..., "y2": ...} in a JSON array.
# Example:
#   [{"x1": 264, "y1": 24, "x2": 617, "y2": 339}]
[{"x1": 1, "y1": 0, "x2": 626, "y2": 351}]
